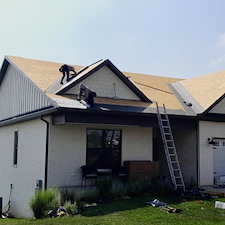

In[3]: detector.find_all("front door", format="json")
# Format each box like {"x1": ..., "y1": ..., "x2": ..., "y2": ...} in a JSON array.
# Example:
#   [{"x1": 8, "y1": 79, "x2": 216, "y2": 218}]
[{"x1": 213, "y1": 139, "x2": 225, "y2": 177}]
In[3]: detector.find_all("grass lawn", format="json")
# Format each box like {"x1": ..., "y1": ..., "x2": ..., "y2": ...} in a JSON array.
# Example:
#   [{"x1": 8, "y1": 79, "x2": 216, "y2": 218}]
[{"x1": 0, "y1": 194, "x2": 225, "y2": 225}]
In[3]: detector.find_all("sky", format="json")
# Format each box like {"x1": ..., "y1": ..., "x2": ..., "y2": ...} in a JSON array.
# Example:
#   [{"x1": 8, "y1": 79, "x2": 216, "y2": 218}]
[{"x1": 1, "y1": 0, "x2": 225, "y2": 79}]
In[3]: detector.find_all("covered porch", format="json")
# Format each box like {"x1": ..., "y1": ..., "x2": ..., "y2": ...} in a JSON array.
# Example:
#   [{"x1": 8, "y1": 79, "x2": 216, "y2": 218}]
[{"x1": 47, "y1": 108, "x2": 156, "y2": 189}]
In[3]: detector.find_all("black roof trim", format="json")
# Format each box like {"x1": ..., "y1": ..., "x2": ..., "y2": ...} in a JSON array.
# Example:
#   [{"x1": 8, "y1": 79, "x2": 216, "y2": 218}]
[
  {"x1": 56, "y1": 59, "x2": 151, "y2": 103},
  {"x1": 0, "y1": 58, "x2": 9, "y2": 85},
  {"x1": 201, "y1": 93, "x2": 225, "y2": 116}
]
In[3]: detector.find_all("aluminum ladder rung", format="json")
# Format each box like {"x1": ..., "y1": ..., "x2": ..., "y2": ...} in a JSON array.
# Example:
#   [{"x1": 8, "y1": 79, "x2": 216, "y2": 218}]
[{"x1": 156, "y1": 102, "x2": 185, "y2": 191}]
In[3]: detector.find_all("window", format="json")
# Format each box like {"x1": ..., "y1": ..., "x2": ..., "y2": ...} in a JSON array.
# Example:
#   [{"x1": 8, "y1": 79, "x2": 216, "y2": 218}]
[
  {"x1": 87, "y1": 129, "x2": 121, "y2": 168},
  {"x1": 13, "y1": 131, "x2": 18, "y2": 165}
]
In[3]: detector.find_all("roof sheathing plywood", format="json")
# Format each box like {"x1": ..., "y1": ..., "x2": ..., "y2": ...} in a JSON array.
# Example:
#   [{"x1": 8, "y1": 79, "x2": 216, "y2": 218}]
[
  {"x1": 124, "y1": 71, "x2": 183, "y2": 109},
  {"x1": 6, "y1": 56, "x2": 184, "y2": 110},
  {"x1": 179, "y1": 70, "x2": 225, "y2": 111},
  {"x1": 6, "y1": 56, "x2": 82, "y2": 91}
]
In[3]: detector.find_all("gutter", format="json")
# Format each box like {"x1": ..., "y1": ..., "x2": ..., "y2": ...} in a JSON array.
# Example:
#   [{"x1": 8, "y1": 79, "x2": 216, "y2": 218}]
[
  {"x1": 0, "y1": 107, "x2": 57, "y2": 127},
  {"x1": 41, "y1": 116, "x2": 50, "y2": 190}
]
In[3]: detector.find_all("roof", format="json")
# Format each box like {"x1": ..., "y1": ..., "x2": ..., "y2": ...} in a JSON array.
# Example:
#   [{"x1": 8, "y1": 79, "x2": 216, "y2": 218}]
[
  {"x1": 5, "y1": 55, "x2": 83, "y2": 92},
  {"x1": 123, "y1": 71, "x2": 183, "y2": 109},
  {"x1": 5, "y1": 56, "x2": 183, "y2": 112},
  {"x1": 178, "y1": 70, "x2": 225, "y2": 112}
]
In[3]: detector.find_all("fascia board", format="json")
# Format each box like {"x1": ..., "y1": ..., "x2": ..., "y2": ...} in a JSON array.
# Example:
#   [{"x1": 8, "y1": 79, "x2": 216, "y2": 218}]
[{"x1": 201, "y1": 93, "x2": 225, "y2": 116}]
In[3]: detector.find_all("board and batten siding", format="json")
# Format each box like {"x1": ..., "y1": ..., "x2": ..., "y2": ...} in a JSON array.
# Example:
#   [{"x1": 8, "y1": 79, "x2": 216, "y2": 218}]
[
  {"x1": 0, "y1": 64, "x2": 53, "y2": 121},
  {"x1": 65, "y1": 66, "x2": 141, "y2": 100}
]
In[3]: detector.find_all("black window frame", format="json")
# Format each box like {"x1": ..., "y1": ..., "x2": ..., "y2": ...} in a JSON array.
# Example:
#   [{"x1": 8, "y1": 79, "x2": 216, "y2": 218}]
[
  {"x1": 86, "y1": 129, "x2": 122, "y2": 169},
  {"x1": 13, "y1": 131, "x2": 18, "y2": 166}
]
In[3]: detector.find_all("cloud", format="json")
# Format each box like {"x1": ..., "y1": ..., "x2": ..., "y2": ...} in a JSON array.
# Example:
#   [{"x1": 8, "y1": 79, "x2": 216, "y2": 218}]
[
  {"x1": 209, "y1": 55, "x2": 225, "y2": 67},
  {"x1": 218, "y1": 33, "x2": 225, "y2": 47},
  {"x1": 209, "y1": 33, "x2": 225, "y2": 67}
]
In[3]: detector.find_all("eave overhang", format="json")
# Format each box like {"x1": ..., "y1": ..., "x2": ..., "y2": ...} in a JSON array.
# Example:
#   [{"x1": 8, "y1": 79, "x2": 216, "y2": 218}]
[
  {"x1": 52, "y1": 104, "x2": 197, "y2": 129},
  {"x1": 0, "y1": 106, "x2": 57, "y2": 127}
]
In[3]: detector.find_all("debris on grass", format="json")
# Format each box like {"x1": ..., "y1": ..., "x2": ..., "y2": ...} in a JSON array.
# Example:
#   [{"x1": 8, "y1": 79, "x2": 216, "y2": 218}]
[
  {"x1": 215, "y1": 201, "x2": 225, "y2": 209},
  {"x1": 145, "y1": 199, "x2": 167, "y2": 207},
  {"x1": 160, "y1": 206, "x2": 182, "y2": 214}
]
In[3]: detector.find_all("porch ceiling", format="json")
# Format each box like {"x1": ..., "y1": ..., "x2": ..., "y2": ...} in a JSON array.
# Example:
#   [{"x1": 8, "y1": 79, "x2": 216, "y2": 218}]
[{"x1": 52, "y1": 109, "x2": 197, "y2": 129}]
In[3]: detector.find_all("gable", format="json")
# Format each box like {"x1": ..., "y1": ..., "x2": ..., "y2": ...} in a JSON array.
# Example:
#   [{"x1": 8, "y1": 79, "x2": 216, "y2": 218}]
[
  {"x1": 0, "y1": 63, "x2": 54, "y2": 121},
  {"x1": 56, "y1": 59, "x2": 151, "y2": 102},
  {"x1": 208, "y1": 94, "x2": 225, "y2": 114},
  {"x1": 64, "y1": 65, "x2": 141, "y2": 100}
]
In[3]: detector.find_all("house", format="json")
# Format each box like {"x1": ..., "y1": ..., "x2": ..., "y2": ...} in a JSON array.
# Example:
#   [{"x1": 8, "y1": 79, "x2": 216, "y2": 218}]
[{"x1": 0, "y1": 55, "x2": 224, "y2": 217}]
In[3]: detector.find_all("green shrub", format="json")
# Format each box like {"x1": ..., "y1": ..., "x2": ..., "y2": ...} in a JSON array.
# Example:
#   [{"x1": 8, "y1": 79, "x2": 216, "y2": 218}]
[
  {"x1": 149, "y1": 177, "x2": 173, "y2": 195},
  {"x1": 29, "y1": 189, "x2": 60, "y2": 219},
  {"x1": 110, "y1": 181, "x2": 126, "y2": 200},
  {"x1": 63, "y1": 201, "x2": 78, "y2": 215},
  {"x1": 61, "y1": 188, "x2": 77, "y2": 204},
  {"x1": 121, "y1": 179, "x2": 151, "y2": 197},
  {"x1": 140, "y1": 179, "x2": 152, "y2": 193},
  {"x1": 124, "y1": 181, "x2": 144, "y2": 197},
  {"x1": 83, "y1": 189, "x2": 99, "y2": 203},
  {"x1": 96, "y1": 180, "x2": 112, "y2": 199},
  {"x1": 186, "y1": 177, "x2": 197, "y2": 190}
]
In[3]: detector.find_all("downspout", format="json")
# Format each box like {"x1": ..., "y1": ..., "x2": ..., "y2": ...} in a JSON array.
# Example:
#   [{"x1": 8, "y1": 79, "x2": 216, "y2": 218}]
[
  {"x1": 196, "y1": 121, "x2": 200, "y2": 188},
  {"x1": 41, "y1": 116, "x2": 50, "y2": 190}
]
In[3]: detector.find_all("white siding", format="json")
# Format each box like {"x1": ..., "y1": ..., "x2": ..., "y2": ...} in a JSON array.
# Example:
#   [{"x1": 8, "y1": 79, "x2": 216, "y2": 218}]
[
  {"x1": 0, "y1": 64, "x2": 52, "y2": 121},
  {"x1": 199, "y1": 121, "x2": 225, "y2": 186},
  {"x1": 65, "y1": 66, "x2": 140, "y2": 100},
  {"x1": 48, "y1": 124, "x2": 152, "y2": 187},
  {"x1": 48, "y1": 124, "x2": 86, "y2": 187},
  {"x1": 122, "y1": 127, "x2": 152, "y2": 161},
  {"x1": 173, "y1": 129, "x2": 197, "y2": 184},
  {"x1": 155, "y1": 128, "x2": 197, "y2": 185},
  {"x1": 209, "y1": 97, "x2": 225, "y2": 114},
  {"x1": 0, "y1": 119, "x2": 47, "y2": 218}
]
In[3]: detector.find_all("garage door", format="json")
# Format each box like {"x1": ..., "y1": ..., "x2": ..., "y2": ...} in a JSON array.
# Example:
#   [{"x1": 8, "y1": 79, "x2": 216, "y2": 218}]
[{"x1": 213, "y1": 139, "x2": 225, "y2": 177}]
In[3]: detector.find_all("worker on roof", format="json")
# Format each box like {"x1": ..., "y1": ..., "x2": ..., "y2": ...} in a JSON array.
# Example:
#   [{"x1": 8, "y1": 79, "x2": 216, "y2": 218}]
[
  {"x1": 78, "y1": 84, "x2": 97, "y2": 108},
  {"x1": 59, "y1": 64, "x2": 76, "y2": 84}
]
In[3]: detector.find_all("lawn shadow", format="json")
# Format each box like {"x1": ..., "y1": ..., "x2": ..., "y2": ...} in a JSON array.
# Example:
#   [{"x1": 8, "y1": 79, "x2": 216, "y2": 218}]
[{"x1": 80, "y1": 194, "x2": 183, "y2": 217}]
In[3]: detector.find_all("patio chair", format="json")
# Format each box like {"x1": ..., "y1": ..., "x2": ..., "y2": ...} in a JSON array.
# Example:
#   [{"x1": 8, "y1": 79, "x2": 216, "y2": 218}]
[
  {"x1": 81, "y1": 165, "x2": 98, "y2": 186},
  {"x1": 112, "y1": 166, "x2": 128, "y2": 181}
]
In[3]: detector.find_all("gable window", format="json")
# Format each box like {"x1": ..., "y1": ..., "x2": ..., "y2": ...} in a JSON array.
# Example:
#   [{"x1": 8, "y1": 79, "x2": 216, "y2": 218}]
[
  {"x1": 86, "y1": 129, "x2": 121, "y2": 168},
  {"x1": 13, "y1": 131, "x2": 18, "y2": 165}
]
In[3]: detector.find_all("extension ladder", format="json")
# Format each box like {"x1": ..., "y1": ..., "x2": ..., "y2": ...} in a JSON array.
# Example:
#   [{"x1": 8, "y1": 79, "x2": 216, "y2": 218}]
[{"x1": 156, "y1": 103, "x2": 185, "y2": 191}]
